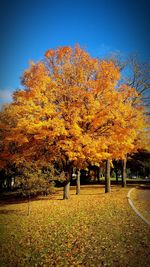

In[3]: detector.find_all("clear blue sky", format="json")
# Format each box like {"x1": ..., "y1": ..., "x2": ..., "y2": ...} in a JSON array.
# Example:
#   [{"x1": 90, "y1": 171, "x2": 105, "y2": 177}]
[{"x1": 0, "y1": 0, "x2": 150, "y2": 106}]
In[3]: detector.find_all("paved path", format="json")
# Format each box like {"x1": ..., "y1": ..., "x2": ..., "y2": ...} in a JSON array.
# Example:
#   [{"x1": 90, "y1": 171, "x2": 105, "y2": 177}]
[
  {"x1": 127, "y1": 188, "x2": 150, "y2": 226},
  {"x1": 135, "y1": 189, "x2": 150, "y2": 201}
]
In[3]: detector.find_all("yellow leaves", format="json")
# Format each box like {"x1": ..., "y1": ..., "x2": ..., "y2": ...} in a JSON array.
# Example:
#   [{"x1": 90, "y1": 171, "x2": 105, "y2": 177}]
[
  {"x1": 22, "y1": 62, "x2": 50, "y2": 91},
  {"x1": 0, "y1": 45, "x2": 147, "y2": 168},
  {"x1": 66, "y1": 151, "x2": 78, "y2": 161},
  {"x1": 99, "y1": 60, "x2": 120, "y2": 85},
  {"x1": 118, "y1": 84, "x2": 139, "y2": 100},
  {"x1": 1, "y1": 186, "x2": 150, "y2": 266},
  {"x1": 69, "y1": 123, "x2": 82, "y2": 137}
]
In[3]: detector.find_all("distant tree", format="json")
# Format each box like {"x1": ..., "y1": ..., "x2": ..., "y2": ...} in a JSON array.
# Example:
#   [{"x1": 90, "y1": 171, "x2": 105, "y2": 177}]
[
  {"x1": 108, "y1": 53, "x2": 150, "y2": 107},
  {"x1": 127, "y1": 149, "x2": 150, "y2": 178}
]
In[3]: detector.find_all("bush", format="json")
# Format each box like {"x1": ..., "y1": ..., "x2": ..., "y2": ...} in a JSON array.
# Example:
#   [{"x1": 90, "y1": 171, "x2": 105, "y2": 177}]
[{"x1": 15, "y1": 162, "x2": 55, "y2": 197}]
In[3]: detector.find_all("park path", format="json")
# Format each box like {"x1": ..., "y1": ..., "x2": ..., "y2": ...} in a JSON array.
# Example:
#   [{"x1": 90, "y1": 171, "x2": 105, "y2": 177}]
[
  {"x1": 135, "y1": 188, "x2": 150, "y2": 201},
  {"x1": 129, "y1": 187, "x2": 150, "y2": 225}
]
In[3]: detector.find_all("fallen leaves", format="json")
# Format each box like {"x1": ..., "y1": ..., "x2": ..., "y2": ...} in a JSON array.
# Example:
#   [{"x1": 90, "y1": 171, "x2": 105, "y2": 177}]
[{"x1": 0, "y1": 185, "x2": 150, "y2": 267}]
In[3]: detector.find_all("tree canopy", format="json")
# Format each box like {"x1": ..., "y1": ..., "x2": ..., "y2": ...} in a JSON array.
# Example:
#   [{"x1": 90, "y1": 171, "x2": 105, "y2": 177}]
[{"x1": 0, "y1": 45, "x2": 149, "y2": 196}]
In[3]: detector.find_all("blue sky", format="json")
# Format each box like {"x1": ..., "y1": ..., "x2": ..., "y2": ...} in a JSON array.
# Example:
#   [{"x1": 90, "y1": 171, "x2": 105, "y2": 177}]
[{"x1": 0, "y1": 0, "x2": 150, "y2": 106}]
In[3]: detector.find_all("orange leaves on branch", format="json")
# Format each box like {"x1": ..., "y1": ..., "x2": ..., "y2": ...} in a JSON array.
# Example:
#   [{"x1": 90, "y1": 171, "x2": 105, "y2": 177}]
[
  {"x1": 98, "y1": 60, "x2": 120, "y2": 86},
  {"x1": 45, "y1": 49, "x2": 56, "y2": 58}
]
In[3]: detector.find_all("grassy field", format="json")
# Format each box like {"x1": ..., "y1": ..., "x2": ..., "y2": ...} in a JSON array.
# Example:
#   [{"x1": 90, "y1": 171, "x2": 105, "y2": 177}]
[{"x1": 0, "y1": 185, "x2": 150, "y2": 267}]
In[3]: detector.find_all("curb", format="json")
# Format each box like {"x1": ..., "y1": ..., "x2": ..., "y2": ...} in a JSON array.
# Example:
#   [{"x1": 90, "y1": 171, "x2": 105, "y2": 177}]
[{"x1": 127, "y1": 188, "x2": 150, "y2": 226}]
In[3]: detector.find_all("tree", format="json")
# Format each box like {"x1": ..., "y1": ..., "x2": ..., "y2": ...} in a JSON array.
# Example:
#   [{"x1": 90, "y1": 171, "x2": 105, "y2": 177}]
[
  {"x1": 0, "y1": 45, "x2": 147, "y2": 198},
  {"x1": 44, "y1": 46, "x2": 123, "y2": 195},
  {"x1": 127, "y1": 149, "x2": 150, "y2": 178}
]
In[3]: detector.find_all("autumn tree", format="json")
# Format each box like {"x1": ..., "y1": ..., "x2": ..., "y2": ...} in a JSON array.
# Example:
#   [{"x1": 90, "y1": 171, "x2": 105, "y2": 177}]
[
  {"x1": 44, "y1": 46, "x2": 124, "y2": 196},
  {"x1": 0, "y1": 45, "x2": 147, "y2": 198}
]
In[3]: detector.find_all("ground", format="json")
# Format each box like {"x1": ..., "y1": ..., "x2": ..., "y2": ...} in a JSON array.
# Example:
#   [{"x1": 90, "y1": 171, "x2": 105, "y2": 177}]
[{"x1": 0, "y1": 185, "x2": 150, "y2": 267}]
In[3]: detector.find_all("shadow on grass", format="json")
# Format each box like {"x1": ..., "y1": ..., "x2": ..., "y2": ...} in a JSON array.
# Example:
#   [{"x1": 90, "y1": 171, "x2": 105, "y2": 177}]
[
  {"x1": 0, "y1": 208, "x2": 29, "y2": 216},
  {"x1": 0, "y1": 184, "x2": 132, "y2": 206},
  {"x1": 0, "y1": 192, "x2": 56, "y2": 206},
  {"x1": 80, "y1": 185, "x2": 105, "y2": 190},
  {"x1": 0, "y1": 198, "x2": 28, "y2": 207},
  {"x1": 0, "y1": 209, "x2": 21, "y2": 215}
]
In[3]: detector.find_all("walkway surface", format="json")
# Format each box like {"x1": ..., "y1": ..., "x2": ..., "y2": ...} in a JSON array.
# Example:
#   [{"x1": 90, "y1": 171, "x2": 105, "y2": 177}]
[
  {"x1": 129, "y1": 187, "x2": 150, "y2": 224},
  {"x1": 135, "y1": 189, "x2": 150, "y2": 201}
]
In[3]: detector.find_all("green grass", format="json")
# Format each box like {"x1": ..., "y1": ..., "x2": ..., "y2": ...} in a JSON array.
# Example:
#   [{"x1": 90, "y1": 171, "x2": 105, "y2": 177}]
[
  {"x1": 0, "y1": 185, "x2": 150, "y2": 267},
  {"x1": 100, "y1": 177, "x2": 149, "y2": 181}
]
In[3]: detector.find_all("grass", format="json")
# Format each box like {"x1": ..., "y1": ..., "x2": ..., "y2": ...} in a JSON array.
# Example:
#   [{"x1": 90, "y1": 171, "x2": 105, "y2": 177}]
[
  {"x1": 0, "y1": 185, "x2": 150, "y2": 267},
  {"x1": 100, "y1": 177, "x2": 150, "y2": 182}
]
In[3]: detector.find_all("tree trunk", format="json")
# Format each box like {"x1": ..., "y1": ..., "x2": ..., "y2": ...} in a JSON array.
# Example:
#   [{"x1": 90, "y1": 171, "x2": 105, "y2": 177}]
[
  {"x1": 63, "y1": 181, "x2": 70, "y2": 199},
  {"x1": 97, "y1": 167, "x2": 100, "y2": 181},
  {"x1": 94, "y1": 169, "x2": 97, "y2": 181},
  {"x1": 76, "y1": 169, "x2": 80, "y2": 195},
  {"x1": 115, "y1": 169, "x2": 119, "y2": 184},
  {"x1": 27, "y1": 193, "x2": 31, "y2": 216},
  {"x1": 122, "y1": 156, "x2": 127, "y2": 187},
  {"x1": 88, "y1": 169, "x2": 91, "y2": 180},
  {"x1": 105, "y1": 159, "x2": 111, "y2": 193},
  {"x1": 63, "y1": 164, "x2": 72, "y2": 199}
]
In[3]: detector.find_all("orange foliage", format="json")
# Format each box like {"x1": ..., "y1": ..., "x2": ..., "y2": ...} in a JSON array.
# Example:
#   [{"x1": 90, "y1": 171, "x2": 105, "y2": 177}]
[{"x1": 0, "y1": 45, "x2": 147, "y2": 170}]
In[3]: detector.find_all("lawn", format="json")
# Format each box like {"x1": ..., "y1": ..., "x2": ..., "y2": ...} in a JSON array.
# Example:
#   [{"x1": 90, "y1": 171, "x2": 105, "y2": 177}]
[{"x1": 0, "y1": 185, "x2": 150, "y2": 267}]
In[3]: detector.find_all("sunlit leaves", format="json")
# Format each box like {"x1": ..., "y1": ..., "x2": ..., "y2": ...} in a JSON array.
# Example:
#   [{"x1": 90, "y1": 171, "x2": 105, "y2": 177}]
[
  {"x1": 0, "y1": 45, "x2": 148, "y2": 172},
  {"x1": 0, "y1": 186, "x2": 150, "y2": 266}
]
